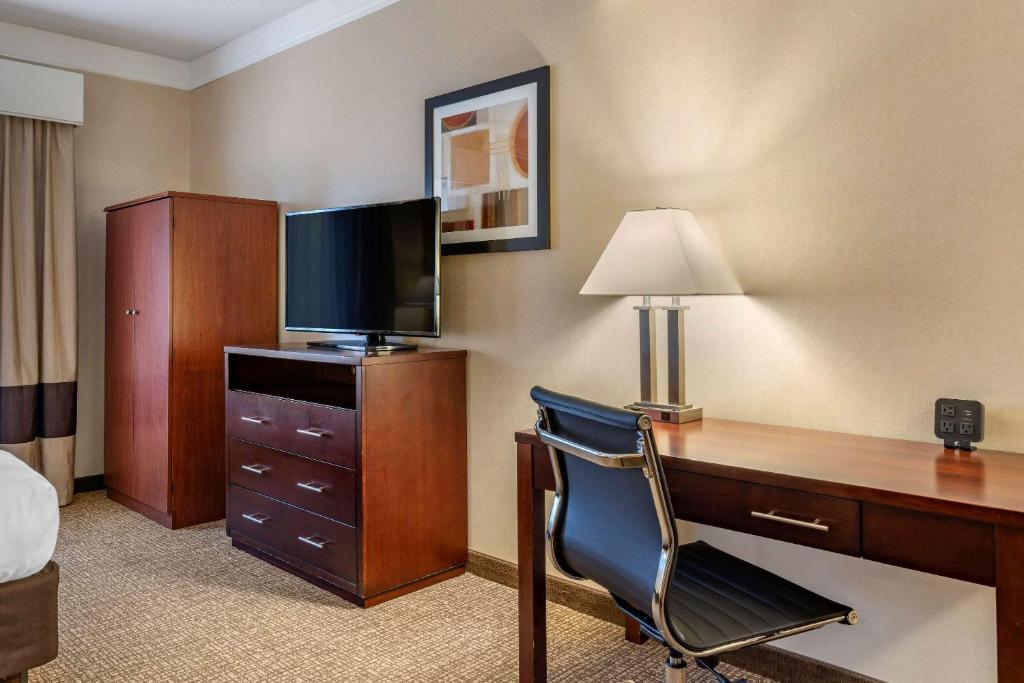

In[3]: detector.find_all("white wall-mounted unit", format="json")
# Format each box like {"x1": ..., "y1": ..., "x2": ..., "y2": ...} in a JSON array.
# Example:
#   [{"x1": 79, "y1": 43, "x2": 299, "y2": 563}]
[{"x1": 0, "y1": 57, "x2": 84, "y2": 125}]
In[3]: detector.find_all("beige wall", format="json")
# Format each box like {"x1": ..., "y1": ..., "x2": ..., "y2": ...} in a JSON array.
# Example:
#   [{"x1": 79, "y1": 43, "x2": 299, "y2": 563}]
[
  {"x1": 74, "y1": 73, "x2": 190, "y2": 477},
  {"x1": 186, "y1": 0, "x2": 1024, "y2": 679}
]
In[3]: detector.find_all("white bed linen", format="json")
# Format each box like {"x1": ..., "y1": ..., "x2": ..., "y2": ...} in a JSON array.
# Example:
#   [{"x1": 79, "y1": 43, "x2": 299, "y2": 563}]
[{"x1": 0, "y1": 450, "x2": 59, "y2": 583}]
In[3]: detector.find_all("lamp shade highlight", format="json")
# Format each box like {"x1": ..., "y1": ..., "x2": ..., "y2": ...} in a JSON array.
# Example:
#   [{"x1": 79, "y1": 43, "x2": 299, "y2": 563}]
[{"x1": 580, "y1": 209, "x2": 742, "y2": 296}]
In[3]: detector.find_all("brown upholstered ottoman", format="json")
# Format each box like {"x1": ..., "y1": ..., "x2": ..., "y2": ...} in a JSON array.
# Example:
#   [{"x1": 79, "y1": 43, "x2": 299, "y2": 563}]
[{"x1": 0, "y1": 562, "x2": 58, "y2": 682}]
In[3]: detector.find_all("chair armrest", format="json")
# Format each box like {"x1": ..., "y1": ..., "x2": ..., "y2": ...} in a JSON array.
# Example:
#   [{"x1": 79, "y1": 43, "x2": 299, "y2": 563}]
[{"x1": 535, "y1": 425, "x2": 647, "y2": 470}]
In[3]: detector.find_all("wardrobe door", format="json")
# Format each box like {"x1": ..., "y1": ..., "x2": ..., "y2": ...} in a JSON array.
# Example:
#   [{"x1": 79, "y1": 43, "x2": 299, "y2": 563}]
[
  {"x1": 103, "y1": 209, "x2": 135, "y2": 497},
  {"x1": 169, "y1": 198, "x2": 279, "y2": 527},
  {"x1": 129, "y1": 199, "x2": 172, "y2": 513}
]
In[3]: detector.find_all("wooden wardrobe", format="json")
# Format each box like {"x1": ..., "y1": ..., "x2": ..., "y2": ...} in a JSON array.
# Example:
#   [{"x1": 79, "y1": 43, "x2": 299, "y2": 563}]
[{"x1": 104, "y1": 192, "x2": 278, "y2": 529}]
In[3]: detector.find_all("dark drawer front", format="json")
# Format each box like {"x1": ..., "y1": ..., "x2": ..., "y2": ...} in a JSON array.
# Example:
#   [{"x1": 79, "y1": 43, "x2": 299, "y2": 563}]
[
  {"x1": 669, "y1": 471, "x2": 861, "y2": 556},
  {"x1": 226, "y1": 390, "x2": 357, "y2": 468},
  {"x1": 228, "y1": 439, "x2": 357, "y2": 525},
  {"x1": 863, "y1": 504, "x2": 995, "y2": 585},
  {"x1": 228, "y1": 485, "x2": 358, "y2": 584}
]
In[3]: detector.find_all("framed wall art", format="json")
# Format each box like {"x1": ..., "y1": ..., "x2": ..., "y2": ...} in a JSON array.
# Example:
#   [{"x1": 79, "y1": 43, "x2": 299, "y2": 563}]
[{"x1": 425, "y1": 66, "x2": 550, "y2": 255}]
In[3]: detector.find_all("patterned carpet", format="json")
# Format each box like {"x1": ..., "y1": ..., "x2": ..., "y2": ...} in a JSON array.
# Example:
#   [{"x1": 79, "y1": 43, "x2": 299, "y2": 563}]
[{"x1": 33, "y1": 492, "x2": 773, "y2": 682}]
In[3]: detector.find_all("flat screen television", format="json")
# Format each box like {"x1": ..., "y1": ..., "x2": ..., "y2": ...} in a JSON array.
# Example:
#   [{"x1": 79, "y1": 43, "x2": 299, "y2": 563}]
[{"x1": 285, "y1": 197, "x2": 440, "y2": 352}]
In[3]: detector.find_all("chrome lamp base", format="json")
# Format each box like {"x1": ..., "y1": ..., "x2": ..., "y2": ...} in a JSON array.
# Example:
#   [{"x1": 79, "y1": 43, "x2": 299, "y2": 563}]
[
  {"x1": 632, "y1": 296, "x2": 702, "y2": 424},
  {"x1": 627, "y1": 401, "x2": 703, "y2": 424}
]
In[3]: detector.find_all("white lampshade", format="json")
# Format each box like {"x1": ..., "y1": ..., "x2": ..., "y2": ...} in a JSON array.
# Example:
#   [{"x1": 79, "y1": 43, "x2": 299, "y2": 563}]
[{"x1": 580, "y1": 209, "x2": 742, "y2": 296}]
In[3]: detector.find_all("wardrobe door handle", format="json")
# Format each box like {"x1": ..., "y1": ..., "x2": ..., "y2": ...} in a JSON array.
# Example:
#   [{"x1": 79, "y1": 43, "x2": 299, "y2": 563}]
[
  {"x1": 242, "y1": 513, "x2": 269, "y2": 525},
  {"x1": 241, "y1": 464, "x2": 270, "y2": 475},
  {"x1": 297, "y1": 481, "x2": 328, "y2": 494},
  {"x1": 296, "y1": 428, "x2": 327, "y2": 438},
  {"x1": 298, "y1": 535, "x2": 328, "y2": 549}
]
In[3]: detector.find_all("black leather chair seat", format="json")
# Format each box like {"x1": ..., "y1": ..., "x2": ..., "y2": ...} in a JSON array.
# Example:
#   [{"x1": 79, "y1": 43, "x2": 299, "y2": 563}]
[{"x1": 661, "y1": 541, "x2": 852, "y2": 652}]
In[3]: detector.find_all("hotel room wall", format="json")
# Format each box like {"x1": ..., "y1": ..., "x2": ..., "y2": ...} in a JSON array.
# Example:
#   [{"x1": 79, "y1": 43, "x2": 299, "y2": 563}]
[
  {"x1": 73, "y1": 73, "x2": 190, "y2": 478},
  {"x1": 187, "y1": 1, "x2": 1024, "y2": 679}
]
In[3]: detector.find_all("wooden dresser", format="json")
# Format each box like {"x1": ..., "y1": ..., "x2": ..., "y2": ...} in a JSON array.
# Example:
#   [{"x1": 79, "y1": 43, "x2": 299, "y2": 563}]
[
  {"x1": 104, "y1": 192, "x2": 278, "y2": 529},
  {"x1": 223, "y1": 343, "x2": 468, "y2": 606}
]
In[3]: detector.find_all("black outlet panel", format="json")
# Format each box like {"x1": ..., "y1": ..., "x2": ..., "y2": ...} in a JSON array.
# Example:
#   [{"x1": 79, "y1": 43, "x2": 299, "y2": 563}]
[{"x1": 934, "y1": 398, "x2": 984, "y2": 451}]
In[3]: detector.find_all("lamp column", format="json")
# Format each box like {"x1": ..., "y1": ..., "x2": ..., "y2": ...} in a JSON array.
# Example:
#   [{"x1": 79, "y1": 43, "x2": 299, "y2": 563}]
[
  {"x1": 665, "y1": 296, "x2": 688, "y2": 406},
  {"x1": 635, "y1": 295, "x2": 658, "y2": 403}
]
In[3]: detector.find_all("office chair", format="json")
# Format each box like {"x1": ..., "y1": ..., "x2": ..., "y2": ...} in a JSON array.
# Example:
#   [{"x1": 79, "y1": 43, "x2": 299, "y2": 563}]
[{"x1": 531, "y1": 387, "x2": 857, "y2": 683}]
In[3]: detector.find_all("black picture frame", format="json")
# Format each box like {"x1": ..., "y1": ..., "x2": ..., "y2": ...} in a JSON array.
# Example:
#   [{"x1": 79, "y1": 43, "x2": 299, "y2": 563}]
[{"x1": 425, "y1": 65, "x2": 550, "y2": 256}]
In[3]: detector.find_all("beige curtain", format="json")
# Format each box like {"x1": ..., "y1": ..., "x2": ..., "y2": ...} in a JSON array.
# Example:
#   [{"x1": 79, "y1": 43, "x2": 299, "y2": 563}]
[{"x1": 0, "y1": 115, "x2": 77, "y2": 505}]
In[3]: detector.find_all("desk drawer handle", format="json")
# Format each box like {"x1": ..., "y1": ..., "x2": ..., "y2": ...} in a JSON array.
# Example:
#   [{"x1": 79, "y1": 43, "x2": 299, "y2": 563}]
[
  {"x1": 297, "y1": 481, "x2": 329, "y2": 494},
  {"x1": 298, "y1": 535, "x2": 328, "y2": 549},
  {"x1": 751, "y1": 510, "x2": 830, "y2": 532},
  {"x1": 242, "y1": 513, "x2": 270, "y2": 525},
  {"x1": 296, "y1": 427, "x2": 327, "y2": 438},
  {"x1": 241, "y1": 464, "x2": 270, "y2": 475},
  {"x1": 241, "y1": 416, "x2": 267, "y2": 424}
]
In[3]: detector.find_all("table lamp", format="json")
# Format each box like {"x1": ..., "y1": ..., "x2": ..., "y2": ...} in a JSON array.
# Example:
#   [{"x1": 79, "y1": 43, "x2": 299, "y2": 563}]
[{"x1": 580, "y1": 208, "x2": 742, "y2": 423}]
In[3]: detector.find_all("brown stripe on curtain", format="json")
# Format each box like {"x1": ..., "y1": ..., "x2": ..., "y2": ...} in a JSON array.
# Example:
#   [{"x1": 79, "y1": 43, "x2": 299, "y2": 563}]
[
  {"x1": 0, "y1": 381, "x2": 77, "y2": 443},
  {"x1": 0, "y1": 114, "x2": 78, "y2": 505}
]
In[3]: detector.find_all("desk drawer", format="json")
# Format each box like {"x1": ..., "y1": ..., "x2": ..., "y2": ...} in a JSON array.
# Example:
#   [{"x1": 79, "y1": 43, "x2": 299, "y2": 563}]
[
  {"x1": 228, "y1": 439, "x2": 357, "y2": 525},
  {"x1": 863, "y1": 504, "x2": 994, "y2": 585},
  {"x1": 228, "y1": 485, "x2": 358, "y2": 585},
  {"x1": 669, "y1": 471, "x2": 861, "y2": 556},
  {"x1": 226, "y1": 390, "x2": 357, "y2": 468}
]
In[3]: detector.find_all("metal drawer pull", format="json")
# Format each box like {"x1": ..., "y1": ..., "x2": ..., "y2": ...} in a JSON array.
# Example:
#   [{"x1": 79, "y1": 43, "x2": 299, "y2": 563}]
[
  {"x1": 296, "y1": 427, "x2": 327, "y2": 438},
  {"x1": 242, "y1": 513, "x2": 270, "y2": 525},
  {"x1": 298, "y1": 535, "x2": 328, "y2": 549},
  {"x1": 240, "y1": 416, "x2": 267, "y2": 424},
  {"x1": 241, "y1": 464, "x2": 270, "y2": 475},
  {"x1": 751, "y1": 510, "x2": 830, "y2": 532},
  {"x1": 297, "y1": 481, "x2": 329, "y2": 494}
]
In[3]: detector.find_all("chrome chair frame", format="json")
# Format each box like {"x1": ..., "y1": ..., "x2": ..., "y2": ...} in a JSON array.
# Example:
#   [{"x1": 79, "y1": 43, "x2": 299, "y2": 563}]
[{"x1": 535, "y1": 408, "x2": 857, "y2": 662}]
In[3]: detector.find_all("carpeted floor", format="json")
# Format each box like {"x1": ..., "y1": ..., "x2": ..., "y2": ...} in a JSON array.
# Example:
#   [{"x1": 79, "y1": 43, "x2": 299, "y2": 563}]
[{"x1": 33, "y1": 492, "x2": 773, "y2": 682}]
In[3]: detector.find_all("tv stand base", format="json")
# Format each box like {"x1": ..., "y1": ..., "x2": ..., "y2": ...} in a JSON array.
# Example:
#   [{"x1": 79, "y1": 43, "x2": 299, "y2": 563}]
[{"x1": 308, "y1": 333, "x2": 417, "y2": 353}]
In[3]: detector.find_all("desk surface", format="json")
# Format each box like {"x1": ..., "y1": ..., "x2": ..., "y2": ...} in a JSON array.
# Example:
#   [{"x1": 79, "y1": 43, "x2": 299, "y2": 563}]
[{"x1": 517, "y1": 417, "x2": 1024, "y2": 528}]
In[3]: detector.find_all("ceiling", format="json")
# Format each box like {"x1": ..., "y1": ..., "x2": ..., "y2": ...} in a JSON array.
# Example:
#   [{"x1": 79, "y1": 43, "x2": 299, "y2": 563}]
[{"x1": 0, "y1": 0, "x2": 313, "y2": 60}]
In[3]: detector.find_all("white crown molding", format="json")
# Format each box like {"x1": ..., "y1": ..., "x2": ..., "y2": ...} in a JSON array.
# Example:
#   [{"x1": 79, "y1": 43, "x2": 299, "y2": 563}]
[
  {"x1": 0, "y1": 20, "x2": 190, "y2": 90},
  {"x1": 0, "y1": 0, "x2": 401, "y2": 92},
  {"x1": 188, "y1": 0, "x2": 401, "y2": 89}
]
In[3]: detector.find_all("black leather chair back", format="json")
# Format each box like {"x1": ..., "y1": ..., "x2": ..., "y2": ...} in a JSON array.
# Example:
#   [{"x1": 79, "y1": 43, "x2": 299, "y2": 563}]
[{"x1": 531, "y1": 386, "x2": 675, "y2": 618}]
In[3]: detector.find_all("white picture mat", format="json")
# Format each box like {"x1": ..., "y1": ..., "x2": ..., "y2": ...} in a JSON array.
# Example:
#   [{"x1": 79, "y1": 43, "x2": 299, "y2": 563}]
[{"x1": 433, "y1": 82, "x2": 538, "y2": 244}]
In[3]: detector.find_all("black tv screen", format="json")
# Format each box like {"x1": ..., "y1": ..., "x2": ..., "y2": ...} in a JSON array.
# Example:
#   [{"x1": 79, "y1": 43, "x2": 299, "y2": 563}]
[{"x1": 285, "y1": 198, "x2": 440, "y2": 337}]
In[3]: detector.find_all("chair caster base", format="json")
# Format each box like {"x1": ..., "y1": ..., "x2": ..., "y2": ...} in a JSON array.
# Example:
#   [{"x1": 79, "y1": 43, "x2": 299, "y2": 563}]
[{"x1": 665, "y1": 652, "x2": 687, "y2": 683}]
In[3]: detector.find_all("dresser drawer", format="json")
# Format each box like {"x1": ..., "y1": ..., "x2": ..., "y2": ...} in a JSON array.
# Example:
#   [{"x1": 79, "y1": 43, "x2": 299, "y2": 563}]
[
  {"x1": 228, "y1": 485, "x2": 358, "y2": 584},
  {"x1": 226, "y1": 390, "x2": 357, "y2": 468},
  {"x1": 669, "y1": 471, "x2": 861, "y2": 556},
  {"x1": 228, "y1": 439, "x2": 357, "y2": 525}
]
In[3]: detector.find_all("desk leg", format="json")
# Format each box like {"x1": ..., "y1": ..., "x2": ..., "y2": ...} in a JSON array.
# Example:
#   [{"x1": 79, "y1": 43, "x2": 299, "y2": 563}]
[
  {"x1": 625, "y1": 617, "x2": 649, "y2": 644},
  {"x1": 518, "y1": 443, "x2": 547, "y2": 683},
  {"x1": 997, "y1": 525, "x2": 1024, "y2": 682}
]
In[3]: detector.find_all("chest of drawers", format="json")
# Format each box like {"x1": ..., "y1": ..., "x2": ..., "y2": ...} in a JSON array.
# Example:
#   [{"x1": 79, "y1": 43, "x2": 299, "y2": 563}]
[{"x1": 224, "y1": 344, "x2": 467, "y2": 606}]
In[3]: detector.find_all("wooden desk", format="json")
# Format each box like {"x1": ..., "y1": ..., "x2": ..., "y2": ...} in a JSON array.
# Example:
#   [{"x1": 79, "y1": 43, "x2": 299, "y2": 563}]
[{"x1": 515, "y1": 418, "x2": 1024, "y2": 682}]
